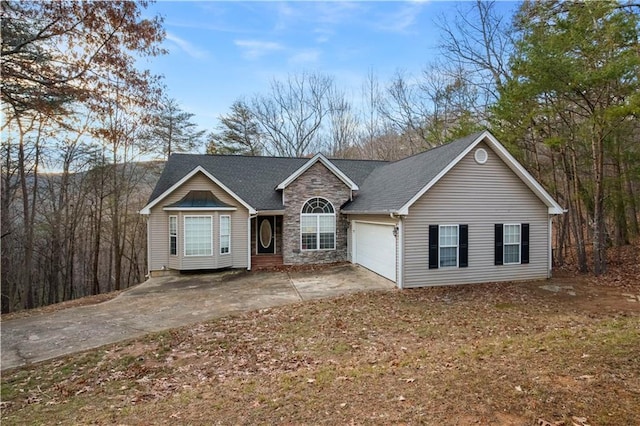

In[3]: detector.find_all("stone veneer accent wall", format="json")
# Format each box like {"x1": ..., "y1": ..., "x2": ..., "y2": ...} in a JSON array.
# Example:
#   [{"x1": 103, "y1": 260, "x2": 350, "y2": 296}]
[{"x1": 282, "y1": 162, "x2": 351, "y2": 265}]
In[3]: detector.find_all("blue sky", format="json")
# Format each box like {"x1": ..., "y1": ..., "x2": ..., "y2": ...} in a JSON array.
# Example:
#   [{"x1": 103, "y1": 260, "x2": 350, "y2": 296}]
[{"x1": 141, "y1": 1, "x2": 518, "y2": 132}]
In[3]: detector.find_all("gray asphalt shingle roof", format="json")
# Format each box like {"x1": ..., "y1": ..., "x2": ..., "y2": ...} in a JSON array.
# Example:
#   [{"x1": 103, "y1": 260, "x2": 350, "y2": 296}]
[
  {"x1": 147, "y1": 131, "x2": 485, "y2": 213},
  {"x1": 148, "y1": 154, "x2": 387, "y2": 211}
]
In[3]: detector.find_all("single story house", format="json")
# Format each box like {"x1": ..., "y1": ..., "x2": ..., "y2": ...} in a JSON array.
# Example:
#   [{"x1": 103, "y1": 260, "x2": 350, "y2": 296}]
[{"x1": 140, "y1": 130, "x2": 564, "y2": 288}]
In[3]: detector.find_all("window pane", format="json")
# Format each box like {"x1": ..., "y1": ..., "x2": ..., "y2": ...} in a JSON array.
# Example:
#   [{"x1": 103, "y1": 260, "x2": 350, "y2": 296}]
[
  {"x1": 185, "y1": 216, "x2": 212, "y2": 256},
  {"x1": 439, "y1": 225, "x2": 458, "y2": 267},
  {"x1": 440, "y1": 247, "x2": 457, "y2": 267},
  {"x1": 439, "y1": 225, "x2": 458, "y2": 247},
  {"x1": 504, "y1": 225, "x2": 520, "y2": 244},
  {"x1": 503, "y1": 225, "x2": 520, "y2": 264},
  {"x1": 319, "y1": 233, "x2": 334, "y2": 249},
  {"x1": 301, "y1": 215, "x2": 317, "y2": 233},
  {"x1": 220, "y1": 216, "x2": 230, "y2": 254},
  {"x1": 170, "y1": 237, "x2": 177, "y2": 256},
  {"x1": 169, "y1": 216, "x2": 177, "y2": 256},
  {"x1": 319, "y1": 215, "x2": 335, "y2": 232},
  {"x1": 318, "y1": 216, "x2": 335, "y2": 249},
  {"x1": 301, "y1": 233, "x2": 317, "y2": 250},
  {"x1": 504, "y1": 244, "x2": 520, "y2": 264},
  {"x1": 302, "y1": 197, "x2": 334, "y2": 214},
  {"x1": 301, "y1": 215, "x2": 318, "y2": 250},
  {"x1": 220, "y1": 236, "x2": 230, "y2": 254},
  {"x1": 220, "y1": 216, "x2": 230, "y2": 234}
]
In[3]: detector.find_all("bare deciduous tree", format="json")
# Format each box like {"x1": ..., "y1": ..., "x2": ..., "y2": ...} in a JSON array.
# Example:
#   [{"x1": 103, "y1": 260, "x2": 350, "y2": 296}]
[{"x1": 251, "y1": 72, "x2": 333, "y2": 157}]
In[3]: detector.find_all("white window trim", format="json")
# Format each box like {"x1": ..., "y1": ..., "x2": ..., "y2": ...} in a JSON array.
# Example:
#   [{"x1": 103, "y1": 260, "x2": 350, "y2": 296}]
[
  {"x1": 220, "y1": 215, "x2": 231, "y2": 255},
  {"x1": 503, "y1": 223, "x2": 521, "y2": 265},
  {"x1": 300, "y1": 198, "x2": 336, "y2": 251},
  {"x1": 438, "y1": 224, "x2": 459, "y2": 268},
  {"x1": 184, "y1": 215, "x2": 213, "y2": 257},
  {"x1": 169, "y1": 215, "x2": 178, "y2": 256}
]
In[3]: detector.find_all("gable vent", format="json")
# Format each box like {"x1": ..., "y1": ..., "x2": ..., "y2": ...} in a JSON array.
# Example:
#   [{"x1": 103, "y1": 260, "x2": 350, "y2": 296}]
[{"x1": 474, "y1": 148, "x2": 488, "y2": 164}]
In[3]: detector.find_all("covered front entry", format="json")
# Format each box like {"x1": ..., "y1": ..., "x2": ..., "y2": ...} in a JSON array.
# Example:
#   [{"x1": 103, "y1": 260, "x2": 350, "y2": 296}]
[
  {"x1": 252, "y1": 215, "x2": 283, "y2": 268},
  {"x1": 352, "y1": 221, "x2": 397, "y2": 282}
]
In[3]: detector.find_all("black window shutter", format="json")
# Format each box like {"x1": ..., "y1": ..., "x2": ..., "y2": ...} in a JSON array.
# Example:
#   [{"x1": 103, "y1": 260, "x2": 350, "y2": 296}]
[
  {"x1": 428, "y1": 225, "x2": 439, "y2": 269},
  {"x1": 495, "y1": 224, "x2": 503, "y2": 265},
  {"x1": 459, "y1": 224, "x2": 468, "y2": 267},
  {"x1": 521, "y1": 223, "x2": 530, "y2": 264}
]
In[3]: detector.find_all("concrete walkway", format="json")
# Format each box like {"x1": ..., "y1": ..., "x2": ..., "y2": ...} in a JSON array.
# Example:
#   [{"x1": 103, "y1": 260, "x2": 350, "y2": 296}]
[{"x1": 1, "y1": 265, "x2": 393, "y2": 371}]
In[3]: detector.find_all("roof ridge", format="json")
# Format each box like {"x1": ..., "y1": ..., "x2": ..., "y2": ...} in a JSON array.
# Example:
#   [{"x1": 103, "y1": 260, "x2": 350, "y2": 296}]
[
  {"x1": 170, "y1": 153, "x2": 308, "y2": 160},
  {"x1": 387, "y1": 130, "x2": 486, "y2": 165},
  {"x1": 330, "y1": 157, "x2": 389, "y2": 163},
  {"x1": 170, "y1": 152, "x2": 390, "y2": 164}
]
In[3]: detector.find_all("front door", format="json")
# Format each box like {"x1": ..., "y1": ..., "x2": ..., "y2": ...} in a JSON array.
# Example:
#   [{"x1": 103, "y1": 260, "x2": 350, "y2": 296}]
[{"x1": 257, "y1": 216, "x2": 276, "y2": 254}]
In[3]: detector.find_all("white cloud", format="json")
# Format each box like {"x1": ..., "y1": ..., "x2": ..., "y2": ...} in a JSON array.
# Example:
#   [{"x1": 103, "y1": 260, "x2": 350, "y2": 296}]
[
  {"x1": 165, "y1": 32, "x2": 210, "y2": 60},
  {"x1": 374, "y1": 3, "x2": 424, "y2": 34},
  {"x1": 289, "y1": 49, "x2": 321, "y2": 64},
  {"x1": 235, "y1": 39, "x2": 285, "y2": 59},
  {"x1": 314, "y1": 27, "x2": 333, "y2": 44},
  {"x1": 314, "y1": 2, "x2": 364, "y2": 25}
]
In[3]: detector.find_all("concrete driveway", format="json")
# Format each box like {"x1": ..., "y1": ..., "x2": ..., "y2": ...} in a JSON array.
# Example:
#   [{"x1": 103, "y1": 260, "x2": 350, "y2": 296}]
[{"x1": 1, "y1": 264, "x2": 394, "y2": 371}]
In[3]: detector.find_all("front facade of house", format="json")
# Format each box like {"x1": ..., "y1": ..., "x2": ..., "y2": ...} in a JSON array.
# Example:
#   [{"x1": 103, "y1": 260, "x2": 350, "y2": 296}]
[{"x1": 140, "y1": 131, "x2": 564, "y2": 288}]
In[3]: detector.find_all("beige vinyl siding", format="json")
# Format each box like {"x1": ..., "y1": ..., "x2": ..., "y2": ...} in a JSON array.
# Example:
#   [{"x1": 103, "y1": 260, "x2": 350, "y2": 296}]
[
  {"x1": 147, "y1": 171, "x2": 249, "y2": 272},
  {"x1": 148, "y1": 212, "x2": 171, "y2": 271},
  {"x1": 402, "y1": 142, "x2": 549, "y2": 287}
]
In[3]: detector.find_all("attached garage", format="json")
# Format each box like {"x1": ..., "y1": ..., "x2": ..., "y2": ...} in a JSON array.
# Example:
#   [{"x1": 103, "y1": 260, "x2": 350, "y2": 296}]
[{"x1": 352, "y1": 221, "x2": 397, "y2": 282}]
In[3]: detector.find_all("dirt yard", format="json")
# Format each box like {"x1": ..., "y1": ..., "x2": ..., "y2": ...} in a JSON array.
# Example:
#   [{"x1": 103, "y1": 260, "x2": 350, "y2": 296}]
[{"x1": 2, "y1": 257, "x2": 639, "y2": 425}]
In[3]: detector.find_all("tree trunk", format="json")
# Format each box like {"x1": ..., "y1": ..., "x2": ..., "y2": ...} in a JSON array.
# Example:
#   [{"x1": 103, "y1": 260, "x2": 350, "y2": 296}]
[
  {"x1": 611, "y1": 152, "x2": 628, "y2": 246},
  {"x1": 567, "y1": 147, "x2": 588, "y2": 272},
  {"x1": 622, "y1": 159, "x2": 639, "y2": 238},
  {"x1": 1, "y1": 139, "x2": 17, "y2": 312},
  {"x1": 91, "y1": 192, "x2": 104, "y2": 296},
  {"x1": 17, "y1": 120, "x2": 39, "y2": 309},
  {"x1": 592, "y1": 131, "x2": 607, "y2": 275}
]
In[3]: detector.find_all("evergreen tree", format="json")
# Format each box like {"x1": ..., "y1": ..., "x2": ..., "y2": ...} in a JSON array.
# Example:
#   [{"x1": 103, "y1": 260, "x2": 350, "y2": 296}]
[
  {"x1": 142, "y1": 97, "x2": 206, "y2": 159},
  {"x1": 492, "y1": 0, "x2": 640, "y2": 274},
  {"x1": 207, "y1": 100, "x2": 263, "y2": 155}
]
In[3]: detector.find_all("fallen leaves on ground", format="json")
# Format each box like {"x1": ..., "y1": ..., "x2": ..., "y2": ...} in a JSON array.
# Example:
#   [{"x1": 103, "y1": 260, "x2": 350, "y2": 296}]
[{"x1": 2, "y1": 248, "x2": 639, "y2": 425}]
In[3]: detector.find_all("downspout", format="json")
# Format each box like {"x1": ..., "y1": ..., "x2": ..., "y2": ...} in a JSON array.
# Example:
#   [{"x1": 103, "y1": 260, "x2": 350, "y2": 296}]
[
  {"x1": 390, "y1": 212, "x2": 403, "y2": 289},
  {"x1": 548, "y1": 216, "x2": 553, "y2": 279},
  {"x1": 248, "y1": 214, "x2": 257, "y2": 271},
  {"x1": 143, "y1": 214, "x2": 150, "y2": 279}
]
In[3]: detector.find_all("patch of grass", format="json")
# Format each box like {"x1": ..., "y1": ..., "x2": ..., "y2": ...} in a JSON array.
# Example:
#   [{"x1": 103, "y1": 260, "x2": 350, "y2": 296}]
[{"x1": 330, "y1": 341, "x2": 351, "y2": 355}]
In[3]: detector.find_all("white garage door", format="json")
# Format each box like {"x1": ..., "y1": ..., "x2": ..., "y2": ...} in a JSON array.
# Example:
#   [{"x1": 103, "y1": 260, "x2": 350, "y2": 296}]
[{"x1": 353, "y1": 222, "x2": 396, "y2": 282}]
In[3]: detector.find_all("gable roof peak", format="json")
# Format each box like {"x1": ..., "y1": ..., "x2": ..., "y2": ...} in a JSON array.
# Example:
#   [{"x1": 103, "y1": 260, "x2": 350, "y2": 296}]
[
  {"x1": 342, "y1": 130, "x2": 563, "y2": 215},
  {"x1": 276, "y1": 152, "x2": 360, "y2": 191}
]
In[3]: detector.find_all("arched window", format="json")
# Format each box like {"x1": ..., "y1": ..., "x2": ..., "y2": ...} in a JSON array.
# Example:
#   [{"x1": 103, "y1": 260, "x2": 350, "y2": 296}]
[{"x1": 300, "y1": 197, "x2": 335, "y2": 250}]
